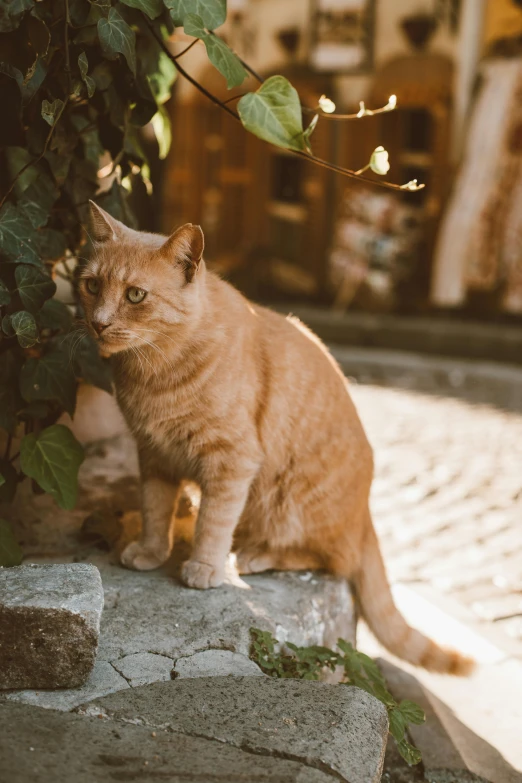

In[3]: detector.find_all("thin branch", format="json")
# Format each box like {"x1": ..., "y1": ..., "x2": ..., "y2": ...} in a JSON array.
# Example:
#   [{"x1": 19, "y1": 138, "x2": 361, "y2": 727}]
[
  {"x1": 208, "y1": 30, "x2": 264, "y2": 83},
  {"x1": 173, "y1": 37, "x2": 200, "y2": 59},
  {"x1": 207, "y1": 30, "x2": 396, "y2": 124},
  {"x1": 64, "y1": 0, "x2": 72, "y2": 95},
  {"x1": 222, "y1": 92, "x2": 247, "y2": 105},
  {"x1": 148, "y1": 23, "x2": 239, "y2": 120},
  {"x1": 148, "y1": 26, "x2": 420, "y2": 192},
  {"x1": 0, "y1": 98, "x2": 69, "y2": 209},
  {"x1": 309, "y1": 103, "x2": 397, "y2": 121}
]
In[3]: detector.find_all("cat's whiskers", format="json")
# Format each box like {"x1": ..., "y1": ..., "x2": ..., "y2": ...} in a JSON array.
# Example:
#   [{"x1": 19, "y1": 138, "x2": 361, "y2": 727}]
[{"x1": 135, "y1": 335, "x2": 176, "y2": 375}]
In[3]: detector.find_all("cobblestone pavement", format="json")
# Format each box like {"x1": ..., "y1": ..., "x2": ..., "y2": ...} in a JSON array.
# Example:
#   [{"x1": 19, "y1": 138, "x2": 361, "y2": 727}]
[{"x1": 350, "y1": 383, "x2": 522, "y2": 653}]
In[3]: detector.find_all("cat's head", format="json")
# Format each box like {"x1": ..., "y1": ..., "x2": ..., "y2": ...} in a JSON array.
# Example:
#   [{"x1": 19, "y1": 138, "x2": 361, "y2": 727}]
[{"x1": 79, "y1": 201, "x2": 204, "y2": 355}]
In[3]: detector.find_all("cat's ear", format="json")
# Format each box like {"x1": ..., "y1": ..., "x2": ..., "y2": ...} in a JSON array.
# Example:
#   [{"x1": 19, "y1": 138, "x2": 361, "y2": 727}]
[
  {"x1": 162, "y1": 224, "x2": 204, "y2": 283},
  {"x1": 89, "y1": 200, "x2": 123, "y2": 243}
]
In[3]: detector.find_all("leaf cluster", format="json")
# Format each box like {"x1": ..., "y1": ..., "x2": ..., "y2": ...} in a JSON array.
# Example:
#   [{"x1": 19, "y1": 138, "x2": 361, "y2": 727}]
[
  {"x1": 250, "y1": 628, "x2": 426, "y2": 767},
  {"x1": 0, "y1": 0, "x2": 178, "y2": 554}
]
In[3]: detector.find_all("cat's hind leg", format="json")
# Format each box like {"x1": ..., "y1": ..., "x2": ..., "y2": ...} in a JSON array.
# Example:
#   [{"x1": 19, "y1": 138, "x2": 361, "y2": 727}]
[
  {"x1": 235, "y1": 547, "x2": 323, "y2": 575},
  {"x1": 121, "y1": 476, "x2": 181, "y2": 571}
]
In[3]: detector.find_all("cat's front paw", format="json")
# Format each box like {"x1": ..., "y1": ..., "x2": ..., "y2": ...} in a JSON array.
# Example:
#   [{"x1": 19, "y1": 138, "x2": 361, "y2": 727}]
[
  {"x1": 120, "y1": 541, "x2": 167, "y2": 571},
  {"x1": 181, "y1": 559, "x2": 224, "y2": 589}
]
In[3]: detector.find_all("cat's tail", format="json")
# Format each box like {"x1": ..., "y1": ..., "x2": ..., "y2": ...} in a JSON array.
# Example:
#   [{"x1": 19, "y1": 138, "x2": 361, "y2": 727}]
[{"x1": 352, "y1": 517, "x2": 475, "y2": 675}]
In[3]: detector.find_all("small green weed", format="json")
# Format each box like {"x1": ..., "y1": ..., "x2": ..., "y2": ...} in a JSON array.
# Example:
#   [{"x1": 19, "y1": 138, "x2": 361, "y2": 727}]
[{"x1": 250, "y1": 628, "x2": 425, "y2": 766}]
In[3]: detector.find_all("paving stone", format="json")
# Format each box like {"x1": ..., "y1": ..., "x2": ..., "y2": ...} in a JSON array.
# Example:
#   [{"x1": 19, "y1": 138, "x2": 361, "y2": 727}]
[
  {"x1": 112, "y1": 652, "x2": 174, "y2": 687},
  {"x1": 3, "y1": 661, "x2": 129, "y2": 711},
  {"x1": 0, "y1": 700, "x2": 333, "y2": 783},
  {"x1": 95, "y1": 563, "x2": 355, "y2": 673},
  {"x1": 85, "y1": 676, "x2": 389, "y2": 783},
  {"x1": 173, "y1": 649, "x2": 264, "y2": 678},
  {"x1": 0, "y1": 564, "x2": 103, "y2": 690}
]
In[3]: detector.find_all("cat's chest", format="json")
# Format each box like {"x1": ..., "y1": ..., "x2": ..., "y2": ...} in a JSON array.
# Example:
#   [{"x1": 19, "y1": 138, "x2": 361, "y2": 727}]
[{"x1": 116, "y1": 382, "x2": 199, "y2": 470}]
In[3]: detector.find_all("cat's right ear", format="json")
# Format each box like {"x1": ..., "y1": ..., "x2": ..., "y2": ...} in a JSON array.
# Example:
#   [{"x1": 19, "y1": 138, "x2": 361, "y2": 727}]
[
  {"x1": 89, "y1": 200, "x2": 122, "y2": 243},
  {"x1": 161, "y1": 223, "x2": 205, "y2": 283}
]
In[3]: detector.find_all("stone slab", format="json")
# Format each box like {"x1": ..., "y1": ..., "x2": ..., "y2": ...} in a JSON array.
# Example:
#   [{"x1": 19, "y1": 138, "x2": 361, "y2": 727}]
[
  {"x1": 173, "y1": 649, "x2": 264, "y2": 678},
  {"x1": 96, "y1": 562, "x2": 355, "y2": 664},
  {"x1": 84, "y1": 676, "x2": 389, "y2": 783},
  {"x1": 0, "y1": 564, "x2": 104, "y2": 689},
  {"x1": 4, "y1": 661, "x2": 129, "y2": 711},
  {"x1": 0, "y1": 700, "x2": 333, "y2": 783},
  {"x1": 112, "y1": 652, "x2": 174, "y2": 687}
]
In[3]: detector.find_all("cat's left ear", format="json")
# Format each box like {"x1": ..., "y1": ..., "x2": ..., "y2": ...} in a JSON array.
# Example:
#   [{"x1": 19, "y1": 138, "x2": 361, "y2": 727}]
[{"x1": 162, "y1": 224, "x2": 204, "y2": 283}]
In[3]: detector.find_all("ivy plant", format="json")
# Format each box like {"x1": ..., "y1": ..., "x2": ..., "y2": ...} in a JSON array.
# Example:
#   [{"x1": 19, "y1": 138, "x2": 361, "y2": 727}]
[
  {"x1": 0, "y1": 0, "x2": 423, "y2": 564},
  {"x1": 250, "y1": 628, "x2": 426, "y2": 766}
]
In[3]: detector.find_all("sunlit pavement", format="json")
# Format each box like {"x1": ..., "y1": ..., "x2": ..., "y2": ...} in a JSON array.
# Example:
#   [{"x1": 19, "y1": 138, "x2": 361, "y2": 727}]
[{"x1": 346, "y1": 375, "x2": 522, "y2": 782}]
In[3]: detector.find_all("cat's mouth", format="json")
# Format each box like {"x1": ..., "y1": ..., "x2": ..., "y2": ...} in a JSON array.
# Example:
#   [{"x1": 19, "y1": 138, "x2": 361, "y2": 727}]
[{"x1": 92, "y1": 330, "x2": 130, "y2": 355}]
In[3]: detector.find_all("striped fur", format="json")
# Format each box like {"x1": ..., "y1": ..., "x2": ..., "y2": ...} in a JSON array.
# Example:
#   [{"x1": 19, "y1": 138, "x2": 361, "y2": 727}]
[{"x1": 79, "y1": 202, "x2": 474, "y2": 675}]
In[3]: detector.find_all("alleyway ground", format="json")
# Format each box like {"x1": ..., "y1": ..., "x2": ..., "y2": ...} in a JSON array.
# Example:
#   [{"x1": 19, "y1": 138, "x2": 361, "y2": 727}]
[{"x1": 339, "y1": 353, "x2": 522, "y2": 783}]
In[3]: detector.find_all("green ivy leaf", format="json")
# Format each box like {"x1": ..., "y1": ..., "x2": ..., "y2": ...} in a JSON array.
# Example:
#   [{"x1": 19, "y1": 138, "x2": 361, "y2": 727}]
[
  {"x1": 165, "y1": 0, "x2": 226, "y2": 29},
  {"x1": 98, "y1": 8, "x2": 137, "y2": 76},
  {"x1": 67, "y1": 331, "x2": 113, "y2": 394},
  {"x1": 20, "y1": 424, "x2": 85, "y2": 510},
  {"x1": 15, "y1": 265, "x2": 56, "y2": 313},
  {"x1": 78, "y1": 52, "x2": 96, "y2": 98},
  {"x1": 395, "y1": 737, "x2": 422, "y2": 767},
  {"x1": 146, "y1": 49, "x2": 177, "y2": 104},
  {"x1": 151, "y1": 105, "x2": 171, "y2": 159},
  {"x1": 17, "y1": 173, "x2": 58, "y2": 229},
  {"x1": 20, "y1": 346, "x2": 77, "y2": 415},
  {"x1": 398, "y1": 700, "x2": 426, "y2": 726},
  {"x1": 183, "y1": 16, "x2": 247, "y2": 89},
  {"x1": 119, "y1": 0, "x2": 163, "y2": 20},
  {"x1": 0, "y1": 280, "x2": 10, "y2": 306},
  {"x1": 0, "y1": 202, "x2": 40, "y2": 264},
  {"x1": 0, "y1": 519, "x2": 23, "y2": 567},
  {"x1": 238, "y1": 76, "x2": 307, "y2": 152},
  {"x1": 0, "y1": 0, "x2": 33, "y2": 33},
  {"x1": 388, "y1": 708, "x2": 406, "y2": 742},
  {"x1": 38, "y1": 228, "x2": 67, "y2": 262},
  {"x1": 5, "y1": 146, "x2": 38, "y2": 196},
  {"x1": 38, "y1": 299, "x2": 73, "y2": 333},
  {"x1": 41, "y1": 98, "x2": 64, "y2": 127},
  {"x1": 9, "y1": 310, "x2": 39, "y2": 348}
]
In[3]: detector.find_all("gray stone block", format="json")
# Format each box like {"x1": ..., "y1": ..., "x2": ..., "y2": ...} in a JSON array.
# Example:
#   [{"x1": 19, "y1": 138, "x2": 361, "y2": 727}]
[
  {"x1": 173, "y1": 649, "x2": 264, "y2": 678},
  {"x1": 4, "y1": 661, "x2": 129, "y2": 711},
  {"x1": 0, "y1": 700, "x2": 334, "y2": 783},
  {"x1": 0, "y1": 564, "x2": 104, "y2": 690},
  {"x1": 85, "y1": 676, "x2": 389, "y2": 783},
  {"x1": 112, "y1": 652, "x2": 174, "y2": 687}
]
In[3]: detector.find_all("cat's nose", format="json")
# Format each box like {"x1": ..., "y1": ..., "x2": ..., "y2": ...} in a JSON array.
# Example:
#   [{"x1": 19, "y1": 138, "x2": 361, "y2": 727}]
[{"x1": 92, "y1": 320, "x2": 111, "y2": 335}]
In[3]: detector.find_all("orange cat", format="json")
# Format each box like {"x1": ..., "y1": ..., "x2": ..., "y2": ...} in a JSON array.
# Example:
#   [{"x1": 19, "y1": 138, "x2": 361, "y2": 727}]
[{"x1": 79, "y1": 201, "x2": 473, "y2": 675}]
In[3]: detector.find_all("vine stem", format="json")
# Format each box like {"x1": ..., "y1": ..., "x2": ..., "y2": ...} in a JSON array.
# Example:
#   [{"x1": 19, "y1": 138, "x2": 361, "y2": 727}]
[
  {"x1": 64, "y1": 0, "x2": 72, "y2": 95},
  {"x1": 0, "y1": 98, "x2": 69, "y2": 210},
  {"x1": 148, "y1": 25, "x2": 416, "y2": 193},
  {"x1": 172, "y1": 37, "x2": 200, "y2": 59},
  {"x1": 3, "y1": 433, "x2": 12, "y2": 461}
]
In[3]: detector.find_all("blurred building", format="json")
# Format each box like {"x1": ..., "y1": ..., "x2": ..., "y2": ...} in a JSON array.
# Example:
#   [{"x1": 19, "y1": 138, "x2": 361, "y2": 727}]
[{"x1": 162, "y1": 0, "x2": 522, "y2": 317}]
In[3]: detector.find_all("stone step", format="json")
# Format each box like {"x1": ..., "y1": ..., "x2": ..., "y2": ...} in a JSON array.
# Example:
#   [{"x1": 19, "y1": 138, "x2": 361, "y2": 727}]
[{"x1": 0, "y1": 564, "x2": 103, "y2": 690}]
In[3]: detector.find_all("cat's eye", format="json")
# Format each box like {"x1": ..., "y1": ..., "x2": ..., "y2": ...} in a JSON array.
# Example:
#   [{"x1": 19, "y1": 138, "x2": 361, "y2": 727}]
[
  {"x1": 126, "y1": 286, "x2": 147, "y2": 304},
  {"x1": 86, "y1": 278, "x2": 99, "y2": 295}
]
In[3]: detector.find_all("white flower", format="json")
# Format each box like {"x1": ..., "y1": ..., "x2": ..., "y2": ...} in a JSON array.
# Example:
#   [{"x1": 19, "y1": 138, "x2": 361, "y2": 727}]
[
  {"x1": 370, "y1": 146, "x2": 390, "y2": 176},
  {"x1": 386, "y1": 94, "x2": 397, "y2": 110},
  {"x1": 357, "y1": 101, "x2": 367, "y2": 118},
  {"x1": 400, "y1": 179, "x2": 425, "y2": 191},
  {"x1": 318, "y1": 94, "x2": 336, "y2": 114}
]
